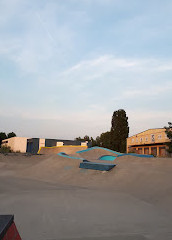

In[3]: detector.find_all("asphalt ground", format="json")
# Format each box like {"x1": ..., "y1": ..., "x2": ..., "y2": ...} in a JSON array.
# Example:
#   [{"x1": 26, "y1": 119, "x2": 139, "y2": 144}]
[{"x1": 0, "y1": 153, "x2": 172, "y2": 240}]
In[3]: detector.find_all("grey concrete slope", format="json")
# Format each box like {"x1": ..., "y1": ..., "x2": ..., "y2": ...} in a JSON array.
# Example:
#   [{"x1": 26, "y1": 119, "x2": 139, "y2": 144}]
[
  {"x1": 77, "y1": 147, "x2": 119, "y2": 160},
  {"x1": 0, "y1": 153, "x2": 172, "y2": 240}
]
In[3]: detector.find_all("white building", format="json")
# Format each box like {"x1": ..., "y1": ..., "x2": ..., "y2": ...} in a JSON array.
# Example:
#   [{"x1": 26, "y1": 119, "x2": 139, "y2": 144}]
[{"x1": 2, "y1": 137, "x2": 28, "y2": 153}]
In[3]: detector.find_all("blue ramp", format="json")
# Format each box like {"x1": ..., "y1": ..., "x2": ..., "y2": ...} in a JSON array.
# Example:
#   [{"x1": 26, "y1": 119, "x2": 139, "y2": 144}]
[
  {"x1": 79, "y1": 161, "x2": 116, "y2": 171},
  {"x1": 118, "y1": 153, "x2": 154, "y2": 158},
  {"x1": 99, "y1": 155, "x2": 116, "y2": 161}
]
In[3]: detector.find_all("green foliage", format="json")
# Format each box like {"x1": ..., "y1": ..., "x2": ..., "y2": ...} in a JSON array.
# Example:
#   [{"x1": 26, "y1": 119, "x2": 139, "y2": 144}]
[
  {"x1": 0, "y1": 131, "x2": 17, "y2": 146},
  {"x1": 75, "y1": 109, "x2": 129, "y2": 153},
  {"x1": 98, "y1": 131, "x2": 112, "y2": 149},
  {"x1": 7, "y1": 132, "x2": 16, "y2": 138},
  {"x1": 83, "y1": 135, "x2": 90, "y2": 141},
  {"x1": 111, "y1": 109, "x2": 129, "y2": 152},
  {"x1": 0, "y1": 146, "x2": 12, "y2": 153},
  {"x1": 75, "y1": 136, "x2": 82, "y2": 141},
  {"x1": 90, "y1": 137, "x2": 97, "y2": 147},
  {"x1": 75, "y1": 135, "x2": 90, "y2": 141},
  {"x1": 0, "y1": 132, "x2": 7, "y2": 146},
  {"x1": 165, "y1": 122, "x2": 172, "y2": 153}
]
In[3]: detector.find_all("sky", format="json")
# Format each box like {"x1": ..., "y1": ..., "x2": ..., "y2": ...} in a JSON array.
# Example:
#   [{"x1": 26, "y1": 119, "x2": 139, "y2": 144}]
[{"x1": 0, "y1": 0, "x2": 172, "y2": 139}]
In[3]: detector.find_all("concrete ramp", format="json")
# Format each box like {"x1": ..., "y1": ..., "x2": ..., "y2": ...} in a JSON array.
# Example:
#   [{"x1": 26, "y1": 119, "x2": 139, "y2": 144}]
[
  {"x1": 57, "y1": 152, "x2": 85, "y2": 160},
  {"x1": 38, "y1": 146, "x2": 87, "y2": 155},
  {"x1": 76, "y1": 147, "x2": 122, "y2": 160},
  {"x1": 57, "y1": 151, "x2": 116, "y2": 171}
]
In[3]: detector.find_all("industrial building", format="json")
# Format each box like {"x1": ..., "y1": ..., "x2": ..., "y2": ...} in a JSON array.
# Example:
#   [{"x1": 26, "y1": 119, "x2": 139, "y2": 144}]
[
  {"x1": 127, "y1": 128, "x2": 171, "y2": 157},
  {"x1": 1, "y1": 137, "x2": 89, "y2": 154}
]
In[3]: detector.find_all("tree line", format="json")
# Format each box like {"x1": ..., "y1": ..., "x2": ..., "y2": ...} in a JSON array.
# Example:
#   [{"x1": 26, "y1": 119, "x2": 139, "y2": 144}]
[
  {"x1": 76, "y1": 113, "x2": 172, "y2": 154},
  {"x1": 0, "y1": 132, "x2": 16, "y2": 146},
  {"x1": 76, "y1": 109, "x2": 129, "y2": 153}
]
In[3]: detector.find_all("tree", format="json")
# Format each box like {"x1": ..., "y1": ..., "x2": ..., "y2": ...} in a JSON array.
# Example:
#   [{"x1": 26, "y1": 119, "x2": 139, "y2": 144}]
[
  {"x1": 74, "y1": 109, "x2": 129, "y2": 151},
  {"x1": 0, "y1": 132, "x2": 7, "y2": 146},
  {"x1": 7, "y1": 132, "x2": 16, "y2": 138},
  {"x1": 83, "y1": 135, "x2": 90, "y2": 141},
  {"x1": 75, "y1": 137, "x2": 82, "y2": 141},
  {"x1": 99, "y1": 131, "x2": 112, "y2": 149},
  {"x1": 111, "y1": 109, "x2": 129, "y2": 152},
  {"x1": 75, "y1": 135, "x2": 90, "y2": 141},
  {"x1": 90, "y1": 137, "x2": 97, "y2": 147},
  {"x1": 165, "y1": 122, "x2": 172, "y2": 153}
]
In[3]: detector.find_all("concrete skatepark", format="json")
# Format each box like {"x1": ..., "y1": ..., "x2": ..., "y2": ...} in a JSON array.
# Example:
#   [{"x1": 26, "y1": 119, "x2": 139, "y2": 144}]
[{"x1": 0, "y1": 147, "x2": 172, "y2": 240}]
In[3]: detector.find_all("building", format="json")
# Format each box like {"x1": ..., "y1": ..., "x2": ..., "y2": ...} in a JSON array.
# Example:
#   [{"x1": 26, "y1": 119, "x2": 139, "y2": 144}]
[
  {"x1": 127, "y1": 128, "x2": 171, "y2": 157},
  {"x1": 1, "y1": 137, "x2": 89, "y2": 154},
  {"x1": 1, "y1": 137, "x2": 28, "y2": 153}
]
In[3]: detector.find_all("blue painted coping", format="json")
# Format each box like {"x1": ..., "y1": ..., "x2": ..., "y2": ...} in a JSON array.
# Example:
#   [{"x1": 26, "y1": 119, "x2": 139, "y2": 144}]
[
  {"x1": 99, "y1": 155, "x2": 117, "y2": 161},
  {"x1": 57, "y1": 152, "x2": 85, "y2": 160},
  {"x1": 76, "y1": 147, "x2": 123, "y2": 156},
  {"x1": 79, "y1": 161, "x2": 116, "y2": 171},
  {"x1": 59, "y1": 152, "x2": 68, "y2": 156},
  {"x1": 117, "y1": 153, "x2": 154, "y2": 158}
]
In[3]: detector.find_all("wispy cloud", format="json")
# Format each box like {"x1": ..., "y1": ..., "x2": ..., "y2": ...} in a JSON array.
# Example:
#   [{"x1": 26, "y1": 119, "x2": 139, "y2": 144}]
[
  {"x1": 0, "y1": 0, "x2": 172, "y2": 138},
  {"x1": 118, "y1": 82, "x2": 172, "y2": 100},
  {"x1": 0, "y1": 0, "x2": 76, "y2": 74},
  {"x1": 52, "y1": 55, "x2": 172, "y2": 94}
]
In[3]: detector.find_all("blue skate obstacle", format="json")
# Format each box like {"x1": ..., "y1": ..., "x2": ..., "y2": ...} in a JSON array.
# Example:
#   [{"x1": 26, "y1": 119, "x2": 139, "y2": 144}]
[
  {"x1": 57, "y1": 149, "x2": 117, "y2": 171},
  {"x1": 57, "y1": 146, "x2": 154, "y2": 172},
  {"x1": 79, "y1": 161, "x2": 116, "y2": 171},
  {"x1": 99, "y1": 155, "x2": 117, "y2": 161}
]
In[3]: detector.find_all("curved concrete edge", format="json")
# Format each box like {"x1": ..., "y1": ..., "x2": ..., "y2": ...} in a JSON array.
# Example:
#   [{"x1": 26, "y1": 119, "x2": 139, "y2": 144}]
[
  {"x1": 117, "y1": 153, "x2": 154, "y2": 158},
  {"x1": 76, "y1": 146, "x2": 123, "y2": 155},
  {"x1": 57, "y1": 152, "x2": 85, "y2": 160}
]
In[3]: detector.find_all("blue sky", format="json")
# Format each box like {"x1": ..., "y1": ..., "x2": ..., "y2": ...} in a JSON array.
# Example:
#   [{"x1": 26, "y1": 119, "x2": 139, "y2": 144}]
[{"x1": 0, "y1": 0, "x2": 172, "y2": 139}]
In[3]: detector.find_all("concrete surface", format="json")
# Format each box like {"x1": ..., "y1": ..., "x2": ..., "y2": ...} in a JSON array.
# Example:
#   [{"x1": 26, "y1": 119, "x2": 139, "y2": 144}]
[
  {"x1": 39, "y1": 146, "x2": 87, "y2": 155},
  {"x1": 0, "y1": 152, "x2": 172, "y2": 240}
]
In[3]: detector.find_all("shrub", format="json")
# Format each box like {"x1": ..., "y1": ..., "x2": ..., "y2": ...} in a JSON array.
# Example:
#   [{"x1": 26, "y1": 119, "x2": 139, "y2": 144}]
[{"x1": 0, "y1": 146, "x2": 12, "y2": 153}]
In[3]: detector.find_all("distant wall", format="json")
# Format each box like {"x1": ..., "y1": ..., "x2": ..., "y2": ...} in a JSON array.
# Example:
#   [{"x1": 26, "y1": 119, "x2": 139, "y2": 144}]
[
  {"x1": 39, "y1": 138, "x2": 45, "y2": 148},
  {"x1": 127, "y1": 128, "x2": 170, "y2": 157},
  {"x1": 1, "y1": 137, "x2": 89, "y2": 154},
  {"x1": 2, "y1": 137, "x2": 27, "y2": 153},
  {"x1": 45, "y1": 139, "x2": 85, "y2": 147},
  {"x1": 127, "y1": 128, "x2": 170, "y2": 147},
  {"x1": 26, "y1": 138, "x2": 39, "y2": 154}
]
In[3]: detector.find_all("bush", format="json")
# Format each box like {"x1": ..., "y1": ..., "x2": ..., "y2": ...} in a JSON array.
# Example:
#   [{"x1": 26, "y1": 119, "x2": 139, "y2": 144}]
[{"x1": 0, "y1": 146, "x2": 12, "y2": 153}]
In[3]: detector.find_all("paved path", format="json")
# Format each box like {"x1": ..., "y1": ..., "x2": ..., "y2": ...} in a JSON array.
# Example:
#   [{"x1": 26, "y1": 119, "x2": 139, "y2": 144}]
[{"x1": 0, "y1": 176, "x2": 172, "y2": 240}]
